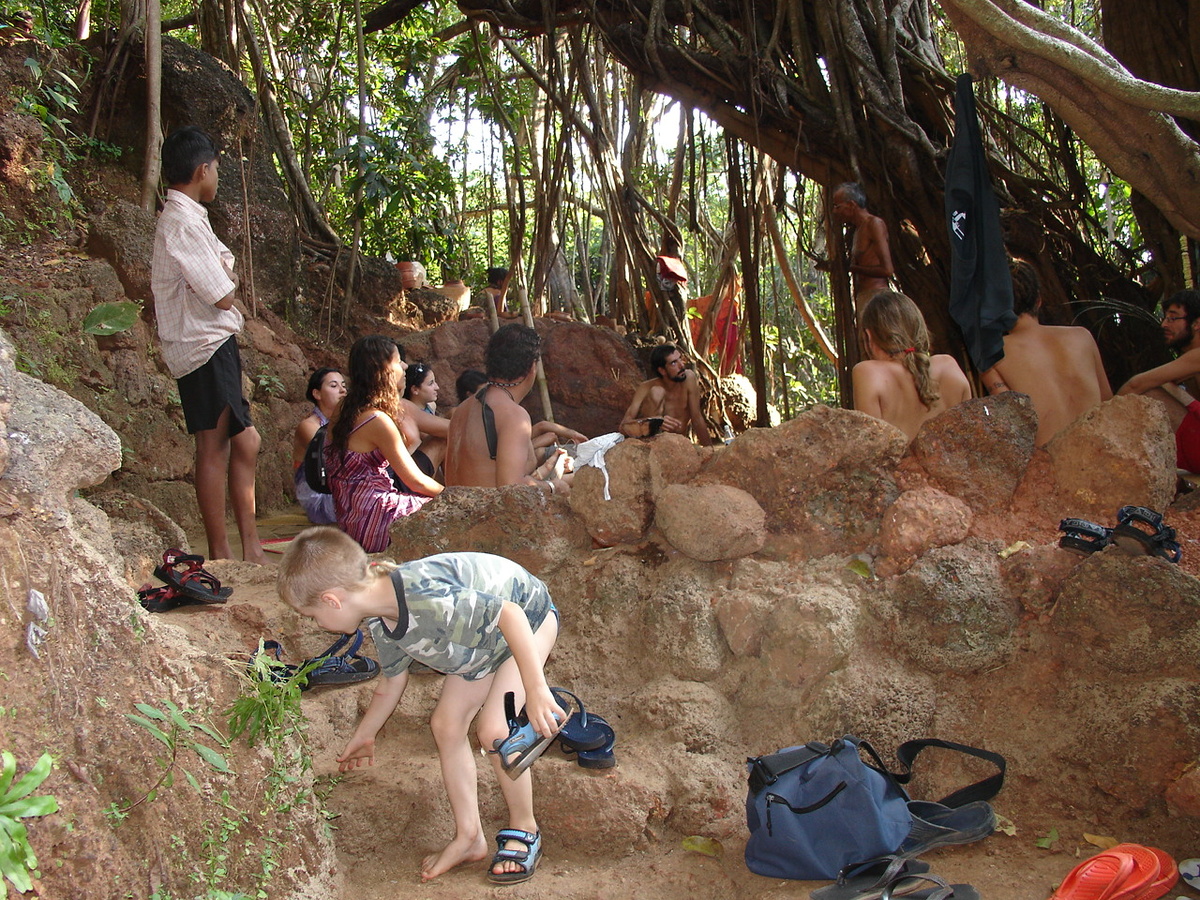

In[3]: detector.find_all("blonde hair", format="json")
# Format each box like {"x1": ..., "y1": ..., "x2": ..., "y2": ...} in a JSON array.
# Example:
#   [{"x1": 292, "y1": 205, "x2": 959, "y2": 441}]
[
  {"x1": 861, "y1": 291, "x2": 940, "y2": 408},
  {"x1": 276, "y1": 526, "x2": 395, "y2": 611}
]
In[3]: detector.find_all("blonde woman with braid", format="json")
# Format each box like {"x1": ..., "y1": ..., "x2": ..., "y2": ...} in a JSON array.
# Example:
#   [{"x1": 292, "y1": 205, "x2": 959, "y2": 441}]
[{"x1": 853, "y1": 291, "x2": 971, "y2": 441}]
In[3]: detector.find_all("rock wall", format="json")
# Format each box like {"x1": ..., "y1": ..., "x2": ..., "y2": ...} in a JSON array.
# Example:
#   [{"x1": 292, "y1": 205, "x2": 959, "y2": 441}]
[
  {"x1": 0, "y1": 329, "x2": 339, "y2": 900},
  {"x1": 383, "y1": 390, "x2": 1200, "y2": 854}
]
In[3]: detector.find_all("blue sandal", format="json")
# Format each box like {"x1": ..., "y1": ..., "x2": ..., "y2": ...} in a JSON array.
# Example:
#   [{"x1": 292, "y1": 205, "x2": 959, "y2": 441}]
[
  {"x1": 487, "y1": 828, "x2": 542, "y2": 884},
  {"x1": 1112, "y1": 506, "x2": 1181, "y2": 563},
  {"x1": 492, "y1": 691, "x2": 566, "y2": 778},
  {"x1": 304, "y1": 630, "x2": 380, "y2": 689}
]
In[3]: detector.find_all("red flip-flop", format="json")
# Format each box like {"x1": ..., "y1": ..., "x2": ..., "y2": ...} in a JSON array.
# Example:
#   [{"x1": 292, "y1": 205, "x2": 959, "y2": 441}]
[
  {"x1": 1050, "y1": 844, "x2": 1159, "y2": 900},
  {"x1": 1115, "y1": 846, "x2": 1177, "y2": 900}
]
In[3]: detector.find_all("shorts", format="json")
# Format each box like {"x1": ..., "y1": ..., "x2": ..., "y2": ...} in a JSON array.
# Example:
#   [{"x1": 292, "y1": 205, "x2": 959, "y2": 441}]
[
  {"x1": 1175, "y1": 400, "x2": 1200, "y2": 473},
  {"x1": 176, "y1": 336, "x2": 253, "y2": 436},
  {"x1": 391, "y1": 448, "x2": 436, "y2": 494}
]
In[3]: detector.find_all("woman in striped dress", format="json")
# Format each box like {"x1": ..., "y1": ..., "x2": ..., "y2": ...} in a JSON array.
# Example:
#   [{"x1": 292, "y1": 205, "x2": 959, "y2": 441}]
[{"x1": 327, "y1": 336, "x2": 443, "y2": 552}]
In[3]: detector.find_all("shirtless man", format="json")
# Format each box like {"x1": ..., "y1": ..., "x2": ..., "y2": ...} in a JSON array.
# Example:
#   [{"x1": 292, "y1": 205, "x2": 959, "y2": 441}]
[
  {"x1": 981, "y1": 259, "x2": 1112, "y2": 446},
  {"x1": 444, "y1": 324, "x2": 571, "y2": 493},
  {"x1": 831, "y1": 183, "x2": 894, "y2": 320},
  {"x1": 1118, "y1": 290, "x2": 1200, "y2": 473},
  {"x1": 619, "y1": 343, "x2": 713, "y2": 445},
  {"x1": 852, "y1": 291, "x2": 971, "y2": 442}
]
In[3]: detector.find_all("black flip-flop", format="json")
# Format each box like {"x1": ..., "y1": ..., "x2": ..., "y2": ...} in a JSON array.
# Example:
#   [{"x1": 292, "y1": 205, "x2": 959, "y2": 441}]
[
  {"x1": 811, "y1": 856, "x2": 933, "y2": 900},
  {"x1": 551, "y1": 688, "x2": 610, "y2": 752},
  {"x1": 137, "y1": 584, "x2": 209, "y2": 613}
]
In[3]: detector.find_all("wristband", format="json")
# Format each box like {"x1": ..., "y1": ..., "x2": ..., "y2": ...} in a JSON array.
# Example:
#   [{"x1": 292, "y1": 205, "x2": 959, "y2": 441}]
[{"x1": 545, "y1": 479, "x2": 556, "y2": 494}]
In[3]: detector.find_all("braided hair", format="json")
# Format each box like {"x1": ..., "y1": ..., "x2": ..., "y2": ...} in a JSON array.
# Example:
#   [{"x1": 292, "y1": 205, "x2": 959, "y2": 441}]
[{"x1": 861, "y1": 291, "x2": 940, "y2": 408}]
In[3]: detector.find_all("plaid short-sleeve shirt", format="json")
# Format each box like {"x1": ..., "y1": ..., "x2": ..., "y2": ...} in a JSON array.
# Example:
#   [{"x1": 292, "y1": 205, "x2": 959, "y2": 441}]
[{"x1": 151, "y1": 189, "x2": 242, "y2": 378}]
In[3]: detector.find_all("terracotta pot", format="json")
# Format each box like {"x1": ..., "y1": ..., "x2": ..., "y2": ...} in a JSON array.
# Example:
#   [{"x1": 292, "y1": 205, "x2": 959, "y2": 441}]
[{"x1": 396, "y1": 261, "x2": 423, "y2": 289}]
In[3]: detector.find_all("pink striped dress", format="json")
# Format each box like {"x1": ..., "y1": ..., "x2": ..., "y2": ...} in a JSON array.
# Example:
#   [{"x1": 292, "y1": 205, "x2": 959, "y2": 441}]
[{"x1": 328, "y1": 414, "x2": 432, "y2": 552}]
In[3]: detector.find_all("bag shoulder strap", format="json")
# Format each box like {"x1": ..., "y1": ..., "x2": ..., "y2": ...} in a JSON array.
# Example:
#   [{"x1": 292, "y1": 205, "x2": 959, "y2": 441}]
[
  {"x1": 747, "y1": 742, "x2": 829, "y2": 794},
  {"x1": 892, "y1": 738, "x2": 1006, "y2": 807},
  {"x1": 474, "y1": 385, "x2": 499, "y2": 460}
]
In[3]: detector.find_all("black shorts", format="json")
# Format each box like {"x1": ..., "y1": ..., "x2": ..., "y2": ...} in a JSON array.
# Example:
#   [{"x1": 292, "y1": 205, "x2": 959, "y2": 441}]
[{"x1": 176, "y1": 336, "x2": 253, "y2": 436}]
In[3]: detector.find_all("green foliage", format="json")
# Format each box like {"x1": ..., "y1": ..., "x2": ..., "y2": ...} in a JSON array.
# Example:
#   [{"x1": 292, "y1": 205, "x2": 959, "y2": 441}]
[
  {"x1": 226, "y1": 644, "x2": 315, "y2": 749},
  {"x1": 107, "y1": 700, "x2": 231, "y2": 825},
  {"x1": 82, "y1": 301, "x2": 139, "y2": 336},
  {"x1": 0, "y1": 751, "x2": 59, "y2": 894}
]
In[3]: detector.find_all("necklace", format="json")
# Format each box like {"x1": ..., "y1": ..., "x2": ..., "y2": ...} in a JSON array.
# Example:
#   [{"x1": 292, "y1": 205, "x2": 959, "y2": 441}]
[{"x1": 486, "y1": 380, "x2": 517, "y2": 401}]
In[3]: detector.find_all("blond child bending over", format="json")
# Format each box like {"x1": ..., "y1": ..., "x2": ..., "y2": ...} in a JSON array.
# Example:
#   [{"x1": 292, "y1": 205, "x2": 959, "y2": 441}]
[{"x1": 277, "y1": 526, "x2": 565, "y2": 884}]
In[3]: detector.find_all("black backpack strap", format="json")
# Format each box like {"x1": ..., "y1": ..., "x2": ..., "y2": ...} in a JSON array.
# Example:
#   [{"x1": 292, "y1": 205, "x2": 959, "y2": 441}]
[
  {"x1": 892, "y1": 739, "x2": 1006, "y2": 807},
  {"x1": 747, "y1": 742, "x2": 829, "y2": 794},
  {"x1": 475, "y1": 385, "x2": 499, "y2": 460}
]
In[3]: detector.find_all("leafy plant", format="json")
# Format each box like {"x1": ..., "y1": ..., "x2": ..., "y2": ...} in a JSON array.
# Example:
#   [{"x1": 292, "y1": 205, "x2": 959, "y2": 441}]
[
  {"x1": 253, "y1": 367, "x2": 285, "y2": 399},
  {"x1": 107, "y1": 701, "x2": 231, "y2": 824},
  {"x1": 82, "y1": 301, "x2": 139, "y2": 336},
  {"x1": 0, "y1": 751, "x2": 59, "y2": 894},
  {"x1": 226, "y1": 645, "x2": 315, "y2": 748}
]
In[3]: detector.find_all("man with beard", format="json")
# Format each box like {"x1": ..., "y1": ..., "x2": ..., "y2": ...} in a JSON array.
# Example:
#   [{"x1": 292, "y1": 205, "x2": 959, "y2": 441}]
[
  {"x1": 1119, "y1": 290, "x2": 1200, "y2": 473},
  {"x1": 619, "y1": 344, "x2": 713, "y2": 445}
]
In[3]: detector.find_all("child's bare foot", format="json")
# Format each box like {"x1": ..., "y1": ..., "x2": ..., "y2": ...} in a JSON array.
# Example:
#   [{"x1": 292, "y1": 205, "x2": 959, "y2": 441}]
[{"x1": 420, "y1": 833, "x2": 488, "y2": 882}]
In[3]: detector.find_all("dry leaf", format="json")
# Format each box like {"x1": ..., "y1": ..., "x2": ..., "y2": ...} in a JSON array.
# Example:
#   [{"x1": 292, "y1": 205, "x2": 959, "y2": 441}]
[
  {"x1": 1084, "y1": 832, "x2": 1119, "y2": 850},
  {"x1": 998, "y1": 540, "x2": 1030, "y2": 559},
  {"x1": 994, "y1": 813, "x2": 1017, "y2": 837}
]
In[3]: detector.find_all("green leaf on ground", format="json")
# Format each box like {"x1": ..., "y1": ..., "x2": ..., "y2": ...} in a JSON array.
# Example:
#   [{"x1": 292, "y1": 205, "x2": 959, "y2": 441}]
[{"x1": 1035, "y1": 826, "x2": 1059, "y2": 849}]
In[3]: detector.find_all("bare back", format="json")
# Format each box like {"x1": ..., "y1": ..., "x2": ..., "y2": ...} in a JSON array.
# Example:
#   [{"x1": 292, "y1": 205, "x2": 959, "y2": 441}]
[
  {"x1": 984, "y1": 319, "x2": 1112, "y2": 446},
  {"x1": 444, "y1": 387, "x2": 536, "y2": 487},
  {"x1": 853, "y1": 354, "x2": 971, "y2": 442}
]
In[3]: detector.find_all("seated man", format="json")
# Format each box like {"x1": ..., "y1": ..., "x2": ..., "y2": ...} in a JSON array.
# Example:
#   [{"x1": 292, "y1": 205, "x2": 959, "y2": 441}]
[
  {"x1": 1118, "y1": 289, "x2": 1200, "y2": 472},
  {"x1": 981, "y1": 259, "x2": 1113, "y2": 446},
  {"x1": 619, "y1": 343, "x2": 713, "y2": 445},
  {"x1": 445, "y1": 324, "x2": 571, "y2": 493}
]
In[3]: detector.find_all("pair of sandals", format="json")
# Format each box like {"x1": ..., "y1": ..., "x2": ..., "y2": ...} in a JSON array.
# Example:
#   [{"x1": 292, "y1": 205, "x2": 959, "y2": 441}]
[
  {"x1": 491, "y1": 687, "x2": 616, "y2": 779},
  {"x1": 247, "y1": 630, "x2": 379, "y2": 691},
  {"x1": 138, "y1": 549, "x2": 233, "y2": 612},
  {"x1": 812, "y1": 856, "x2": 979, "y2": 900},
  {"x1": 1059, "y1": 506, "x2": 1181, "y2": 563}
]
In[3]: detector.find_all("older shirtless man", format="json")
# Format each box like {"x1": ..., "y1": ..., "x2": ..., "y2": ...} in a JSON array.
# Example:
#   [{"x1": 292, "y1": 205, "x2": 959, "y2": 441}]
[
  {"x1": 981, "y1": 259, "x2": 1112, "y2": 446},
  {"x1": 831, "y1": 182, "x2": 894, "y2": 320},
  {"x1": 444, "y1": 324, "x2": 571, "y2": 493},
  {"x1": 619, "y1": 343, "x2": 713, "y2": 445},
  {"x1": 1119, "y1": 290, "x2": 1200, "y2": 473}
]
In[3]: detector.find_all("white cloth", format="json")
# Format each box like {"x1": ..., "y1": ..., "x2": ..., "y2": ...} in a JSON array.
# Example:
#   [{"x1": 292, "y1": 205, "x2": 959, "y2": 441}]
[{"x1": 573, "y1": 433, "x2": 624, "y2": 500}]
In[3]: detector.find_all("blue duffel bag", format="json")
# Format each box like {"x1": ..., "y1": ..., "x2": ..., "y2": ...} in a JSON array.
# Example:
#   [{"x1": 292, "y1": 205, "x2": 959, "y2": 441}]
[{"x1": 745, "y1": 736, "x2": 909, "y2": 880}]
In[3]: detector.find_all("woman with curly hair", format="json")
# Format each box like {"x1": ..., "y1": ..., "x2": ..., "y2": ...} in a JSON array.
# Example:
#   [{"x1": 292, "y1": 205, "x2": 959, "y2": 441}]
[
  {"x1": 327, "y1": 335, "x2": 443, "y2": 552},
  {"x1": 853, "y1": 291, "x2": 971, "y2": 442}
]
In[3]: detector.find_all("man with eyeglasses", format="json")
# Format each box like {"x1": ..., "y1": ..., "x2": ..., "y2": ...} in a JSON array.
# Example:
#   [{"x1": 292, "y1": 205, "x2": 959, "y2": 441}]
[{"x1": 1119, "y1": 290, "x2": 1200, "y2": 472}]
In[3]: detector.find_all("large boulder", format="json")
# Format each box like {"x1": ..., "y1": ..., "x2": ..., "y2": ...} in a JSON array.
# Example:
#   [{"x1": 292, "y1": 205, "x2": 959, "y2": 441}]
[
  {"x1": 570, "y1": 439, "x2": 655, "y2": 546},
  {"x1": 389, "y1": 485, "x2": 591, "y2": 576},
  {"x1": 0, "y1": 351, "x2": 121, "y2": 526},
  {"x1": 699, "y1": 405, "x2": 905, "y2": 558},
  {"x1": 655, "y1": 482, "x2": 766, "y2": 561},
  {"x1": 881, "y1": 542, "x2": 1020, "y2": 673},
  {"x1": 1047, "y1": 394, "x2": 1175, "y2": 518},
  {"x1": 877, "y1": 487, "x2": 973, "y2": 575},
  {"x1": 86, "y1": 198, "x2": 155, "y2": 301},
  {"x1": 910, "y1": 393, "x2": 1037, "y2": 513}
]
